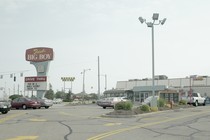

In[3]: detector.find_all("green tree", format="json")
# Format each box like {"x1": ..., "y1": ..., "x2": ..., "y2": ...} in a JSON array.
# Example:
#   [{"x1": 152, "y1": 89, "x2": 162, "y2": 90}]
[
  {"x1": 45, "y1": 89, "x2": 54, "y2": 99},
  {"x1": 64, "y1": 90, "x2": 73, "y2": 102},
  {"x1": 9, "y1": 94, "x2": 23, "y2": 100},
  {"x1": 55, "y1": 91, "x2": 65, "y2": 99},
  {"x1": 89, "y1": 93, "x2": 98, "y2": 100}
]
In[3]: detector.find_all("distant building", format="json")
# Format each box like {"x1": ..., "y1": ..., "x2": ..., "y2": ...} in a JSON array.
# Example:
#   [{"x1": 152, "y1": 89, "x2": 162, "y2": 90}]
[{"x1": 105, "y1": 75, "x2": 210, "y2": 103}]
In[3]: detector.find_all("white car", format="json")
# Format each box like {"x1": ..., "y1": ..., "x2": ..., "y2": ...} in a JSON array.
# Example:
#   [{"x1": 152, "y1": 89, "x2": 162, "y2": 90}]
[
  {"x1": 142, "y1": 96, "x2": 159, "y2": 106},
  {"x1": 53, "y1": 98, "x2": 62, "y2": 104},
  {"x1": 97, "y1": 97, "x2": 127, "y2": 109},
  {"x1": 31, "y1": 97, "x2": 53, "y2": 109}
]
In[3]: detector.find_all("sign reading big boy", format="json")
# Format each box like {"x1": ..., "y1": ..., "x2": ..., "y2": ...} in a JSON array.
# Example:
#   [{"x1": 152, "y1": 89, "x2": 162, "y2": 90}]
[
  {"x1": 25, "y1": 47, "x2": 54, "y2": 98},
  {"x1": 26, "y1": 47, "x2": 54, "y2": 62}
]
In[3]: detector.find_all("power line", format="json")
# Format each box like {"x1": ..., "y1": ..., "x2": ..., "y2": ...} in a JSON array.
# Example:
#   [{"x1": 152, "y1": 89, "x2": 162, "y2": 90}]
[{"x1": 0, "y1": 69, "x2": 32, "y2": 75}]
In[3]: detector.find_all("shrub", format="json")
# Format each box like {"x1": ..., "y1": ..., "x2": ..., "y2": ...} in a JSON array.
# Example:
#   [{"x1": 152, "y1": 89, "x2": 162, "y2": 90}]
[
  {"x1": 114, "y1": 101, "x2": 133, "y2": 110},
  {"x1": 140, "y1": 104, "x2": 150, "y2": 112},
  {"x1": 179, "y1": 100, "x2": 187, "y2": 105},
  {"x1": 158, "y1": 98, "x2": 166, "y2": 107},
  {"x1": 63, "y1": 99, "x2": 73, "y2": 102},
  {"x1": 150, "y1": 106, "x2": 158, "y2": 112}
]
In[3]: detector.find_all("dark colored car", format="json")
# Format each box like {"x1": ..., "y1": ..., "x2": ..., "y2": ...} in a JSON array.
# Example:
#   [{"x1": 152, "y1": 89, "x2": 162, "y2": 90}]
[
  {"x1": 11, "y1": 97, "x2": 41, "y2": 110},
  {"x1": 205, "y1": 96, "x2": 210, "y2": 105},
  {"x1": 31, "y1": 97, "x2": 53, "y2": 109},
  {"x1": 0, "y1": 99, "x2": 11, "y2": 114}
]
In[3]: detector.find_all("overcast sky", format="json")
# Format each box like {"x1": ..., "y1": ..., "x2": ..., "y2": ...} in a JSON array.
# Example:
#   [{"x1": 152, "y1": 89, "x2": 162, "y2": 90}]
[{"x1": 0, "y1": 0, "x2": 210, "y2": 96}]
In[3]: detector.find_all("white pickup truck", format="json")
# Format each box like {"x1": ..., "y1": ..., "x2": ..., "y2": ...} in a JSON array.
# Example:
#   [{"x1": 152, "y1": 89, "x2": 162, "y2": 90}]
[{"x1": 182, "y1": 92, "x2": 206, "y2": 106}]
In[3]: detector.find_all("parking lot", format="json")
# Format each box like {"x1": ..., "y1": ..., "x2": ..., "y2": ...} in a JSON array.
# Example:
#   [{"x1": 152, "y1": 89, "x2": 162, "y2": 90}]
[{"x1": 1, "y1": 103, "x2": 210, "y2": 140}]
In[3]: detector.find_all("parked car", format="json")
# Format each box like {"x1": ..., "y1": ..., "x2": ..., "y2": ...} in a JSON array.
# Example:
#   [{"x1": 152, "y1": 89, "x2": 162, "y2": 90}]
[
  {"x1": 118, "y1": 97, "x2": 128, "y2": 101},
  {"x1": 11, "y1": 97, "x2": 41, "y2": 110},
  {"x1": 204, "y1": 96, "x2": 210, "y2": 105},
  {"x1": 53, "y1": 98, "x2": 62, "y2": 104},
  {"x1": 97, "y1": 97, "x2": 127, "y2": 109},
  {"x1": 141, "y1": 96, "x2": 159, "y2": 106},
  {"x1": 31, "y1": 97, "x2": 53, "y2": 109},
  {"x1": 0, "y1": 99, "x2": 11, "y2": 114}
]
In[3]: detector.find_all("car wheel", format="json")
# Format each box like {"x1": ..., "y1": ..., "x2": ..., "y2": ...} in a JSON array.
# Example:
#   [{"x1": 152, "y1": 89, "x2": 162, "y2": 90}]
[
  {"x1": 103, "y1": 107, "x2": 106, "y2": 109},
  {"x1": 22, "y1": 104, "x2": 27, "y2": 110},
  {"x1": 2, "y1": 111, "x2": 8, "y2": 114},
  {"x1": 45, "y1": 106, "x2": 49, "y2": 109},
  {"x1": 194, "y1": 101, "x2": 198, "y2": 107},
  {"x1": 203, "y1": 101, "x2": 206, "y2": 106}
]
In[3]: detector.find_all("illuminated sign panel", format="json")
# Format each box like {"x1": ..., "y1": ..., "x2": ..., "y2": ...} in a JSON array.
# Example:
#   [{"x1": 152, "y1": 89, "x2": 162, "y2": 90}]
[
  {"x1": 25, "y1": 47, "x2": 54, "y2": 62},
  {"x1": 24, "y1": 76, "x2": 47, "y2": 91}
]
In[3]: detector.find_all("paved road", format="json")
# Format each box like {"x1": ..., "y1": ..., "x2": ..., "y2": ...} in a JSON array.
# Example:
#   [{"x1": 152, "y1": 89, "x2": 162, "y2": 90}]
[{"x1": 1, "y1": 103, "x2": 210, "y2": 140}]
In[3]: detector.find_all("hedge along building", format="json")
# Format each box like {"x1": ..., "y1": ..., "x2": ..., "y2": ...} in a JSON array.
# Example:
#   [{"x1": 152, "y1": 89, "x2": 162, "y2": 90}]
[{"x1": 25, "y1": 47, "x2": 54, "y2": 98}]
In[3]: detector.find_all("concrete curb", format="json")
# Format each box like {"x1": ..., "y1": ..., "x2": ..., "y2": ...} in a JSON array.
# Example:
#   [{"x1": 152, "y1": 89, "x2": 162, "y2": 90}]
[{"x1": 101, "y1": 107, "x2": 195, "y2": 118}]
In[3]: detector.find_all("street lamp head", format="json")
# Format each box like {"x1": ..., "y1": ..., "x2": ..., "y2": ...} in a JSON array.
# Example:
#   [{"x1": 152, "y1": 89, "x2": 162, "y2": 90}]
[
  {"x1": 147, "y1": 22, "x2": 153, "y2": 27},
  {"x1": 161, "y1": 18, "x2": 167, "y2": 25},
  {"x1": 152, "y1": 13, "x2": 159, "y2": 20},
  {"x1": 138, "y1": 17, "x2": 144, "y2": 23}
]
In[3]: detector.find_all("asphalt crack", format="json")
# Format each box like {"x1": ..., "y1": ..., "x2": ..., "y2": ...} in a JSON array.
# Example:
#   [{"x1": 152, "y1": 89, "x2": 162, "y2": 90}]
[
  {"x1": 59, "y1": 121, "x2": 73, "y2": 140},
  {"x1": 141, "y1": 114, "x2": 210, "y2": 139}
]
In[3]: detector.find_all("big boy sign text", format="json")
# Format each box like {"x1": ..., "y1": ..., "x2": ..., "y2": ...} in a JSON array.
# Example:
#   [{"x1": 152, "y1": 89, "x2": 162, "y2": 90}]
[{"x1": 25, "y1": 47, "x2": 53, "y2": 62}]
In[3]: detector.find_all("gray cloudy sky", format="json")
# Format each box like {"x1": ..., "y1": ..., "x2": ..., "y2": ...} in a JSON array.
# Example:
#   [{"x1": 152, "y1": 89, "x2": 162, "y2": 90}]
[{"x1": 0, "y1": 0, "x2": 210, "y2": 96}]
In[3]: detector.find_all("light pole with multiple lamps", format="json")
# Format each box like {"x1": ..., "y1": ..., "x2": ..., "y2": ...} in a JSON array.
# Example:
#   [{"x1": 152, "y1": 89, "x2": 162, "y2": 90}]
[
  {"x1": 81, "y1": 69, "x2": 91, "y2": 102},
  {"x1": 138, "y1": 13, "x2": 166, "y2": 107},
  {"x1": 61, "y1": 77, "x2": 75, "y2": 93}
]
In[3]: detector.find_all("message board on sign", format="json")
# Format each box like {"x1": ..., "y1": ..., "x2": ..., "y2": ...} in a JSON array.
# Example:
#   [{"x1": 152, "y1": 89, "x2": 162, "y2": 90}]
[{"x1": 24, "y1": 76, "x2": 47, "y2": 91}]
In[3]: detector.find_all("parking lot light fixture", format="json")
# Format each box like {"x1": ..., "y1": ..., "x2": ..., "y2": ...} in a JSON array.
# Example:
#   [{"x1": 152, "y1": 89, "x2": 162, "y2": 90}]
[
  {"x1": 138, "y1": 13, "x2": 166, "y2": 108},
  {"x1": 152, "y1": 13, "x2": 159, "y2": 20}
]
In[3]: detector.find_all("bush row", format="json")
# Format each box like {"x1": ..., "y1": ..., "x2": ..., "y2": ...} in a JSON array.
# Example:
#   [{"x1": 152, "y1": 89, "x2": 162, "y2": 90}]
[{"x1": 114, "y1": 98, "x2": 188, "y2": 112}]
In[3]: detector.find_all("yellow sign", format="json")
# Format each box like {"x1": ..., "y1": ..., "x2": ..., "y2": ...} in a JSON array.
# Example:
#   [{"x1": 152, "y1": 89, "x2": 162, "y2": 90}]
[{"x1": 61, "y1": 77, "x2": 75, "y2": 82}]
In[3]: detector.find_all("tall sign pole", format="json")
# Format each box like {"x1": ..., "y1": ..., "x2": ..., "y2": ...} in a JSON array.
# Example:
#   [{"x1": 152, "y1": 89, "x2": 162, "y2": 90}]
[{"x1": 25, "y1": 47, "x2": 54, "y2": 98}]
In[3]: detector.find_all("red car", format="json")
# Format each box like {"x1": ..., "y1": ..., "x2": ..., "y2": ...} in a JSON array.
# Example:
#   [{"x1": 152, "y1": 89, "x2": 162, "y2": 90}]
[{"x1": 11, "y1": 97, "x2": 41, "y2": 110}]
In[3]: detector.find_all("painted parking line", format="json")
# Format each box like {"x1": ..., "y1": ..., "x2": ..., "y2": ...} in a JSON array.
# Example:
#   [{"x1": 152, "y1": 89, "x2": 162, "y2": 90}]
[
  {"x1": 88, "y1": 110, "x2": 210, "y2": 140},
  {"x1": 104, "y1": 123, "x2": 122, "y2": 126},
  {"x1": 29, "y1": 118, "x2": 47, "y2": 122},
  {"x1": 0, "y1": 113, "x2": 25, "y2": 124},
  {"x1": 6, "y1": 136, "x2": 38, "y2": 140},
  {"x1": 59, "y1": 111, "x2": 103, "y2": 119}
]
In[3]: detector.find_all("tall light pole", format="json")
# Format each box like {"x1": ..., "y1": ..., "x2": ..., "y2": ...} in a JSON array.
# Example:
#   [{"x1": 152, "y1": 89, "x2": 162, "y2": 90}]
[
  {"x1": 98, "y1": 56, "x2": 100, "y2": 99},
  {"x1": 138, "y1": 13, "x2": 166, "y2": 107},
  {"x1": 70, "y1": 77, "x2": 75, "y2": 93},
  {"x1": 81, "y1": 69, "x2": 91, "y2": 94},
  {"x1": 101, "y1": 74, "x2": 107, "y2": 91}
]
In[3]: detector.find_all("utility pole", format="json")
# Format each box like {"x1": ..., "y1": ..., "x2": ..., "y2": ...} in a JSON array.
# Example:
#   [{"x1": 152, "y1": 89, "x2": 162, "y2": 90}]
[{"x1": 98, "y1": 56, "x2": 100, "y2": 99}]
